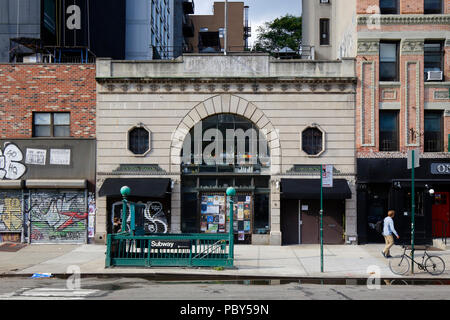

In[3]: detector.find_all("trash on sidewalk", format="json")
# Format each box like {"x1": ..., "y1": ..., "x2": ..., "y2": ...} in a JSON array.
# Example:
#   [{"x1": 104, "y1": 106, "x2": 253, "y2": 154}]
[{"x1": 30, "y1": 273, "x2": 53, "y2": 279}]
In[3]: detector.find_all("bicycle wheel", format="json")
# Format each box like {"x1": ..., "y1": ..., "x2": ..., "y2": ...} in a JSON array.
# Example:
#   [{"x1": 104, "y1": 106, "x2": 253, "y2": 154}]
[
  {"x1": 389, "y1": 255, "x2": 410, "y2": 275},
  {"x1": 424, "y1": 256, "x2": 445, "y2": 276}
]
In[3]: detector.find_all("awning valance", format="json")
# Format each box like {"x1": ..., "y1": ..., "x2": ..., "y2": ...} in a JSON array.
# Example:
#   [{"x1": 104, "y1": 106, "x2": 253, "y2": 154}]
[
  {"x1": 281, "y1": 179, "x2": 352, "y2": 200},
  {"x1": 98, "y1": 178, "x2": 171, "y2": 198}
]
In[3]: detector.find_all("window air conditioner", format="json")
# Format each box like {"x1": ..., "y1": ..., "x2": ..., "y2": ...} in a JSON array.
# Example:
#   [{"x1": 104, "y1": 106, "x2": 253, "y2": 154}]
[{"x1": 426, "y1": 71, "x2": 443, "y2": 81}]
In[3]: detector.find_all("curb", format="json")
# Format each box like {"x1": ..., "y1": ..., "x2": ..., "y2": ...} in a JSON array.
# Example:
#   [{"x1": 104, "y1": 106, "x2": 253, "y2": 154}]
[{"x1": 1, "y1": 272, "x2": 450, "y2": 283}]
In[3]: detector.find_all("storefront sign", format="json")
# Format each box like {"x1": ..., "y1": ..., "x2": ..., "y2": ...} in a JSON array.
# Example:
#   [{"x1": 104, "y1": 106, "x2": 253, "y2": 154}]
[
  {"x1": 150, "y1": 240, "x2": 191, "y2": 249},
  {"x1": 431, "y1": 163, "x2": 450, "y2": 175}
]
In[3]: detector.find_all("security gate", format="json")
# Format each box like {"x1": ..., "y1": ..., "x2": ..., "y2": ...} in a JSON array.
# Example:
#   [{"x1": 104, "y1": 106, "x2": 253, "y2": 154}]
[
  {"x1": 0, "y1": 190, "x2": 23, "y2": 242},
  {"x1": 28, "y1": 189, "x2": 88, "y2": 243}
]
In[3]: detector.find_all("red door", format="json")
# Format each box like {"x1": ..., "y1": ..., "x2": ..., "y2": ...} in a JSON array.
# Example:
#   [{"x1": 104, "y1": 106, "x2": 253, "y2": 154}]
[{"x1": 432, "y1": 192, "x2": 450, "y2": 238}]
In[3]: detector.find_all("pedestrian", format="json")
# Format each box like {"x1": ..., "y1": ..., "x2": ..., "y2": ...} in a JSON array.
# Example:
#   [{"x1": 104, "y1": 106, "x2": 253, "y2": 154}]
[{"x1": 382, "y1": 210, "x2": 399, "y2": 258}]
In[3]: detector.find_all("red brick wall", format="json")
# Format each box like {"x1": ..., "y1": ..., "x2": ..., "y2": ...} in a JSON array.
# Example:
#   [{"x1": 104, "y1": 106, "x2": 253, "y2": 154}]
[{"x1": 0, "y1": 64, "x2": 96, "y2": 139}]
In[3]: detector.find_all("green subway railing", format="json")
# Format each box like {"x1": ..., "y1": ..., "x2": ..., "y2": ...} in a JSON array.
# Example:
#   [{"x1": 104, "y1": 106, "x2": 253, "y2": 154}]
[
  {"x1": 106, "y1": 233, "x2": 233, "y2": 268},
  {"x1": 105, "y1": 186, "x2": 235, "y2": 268}
]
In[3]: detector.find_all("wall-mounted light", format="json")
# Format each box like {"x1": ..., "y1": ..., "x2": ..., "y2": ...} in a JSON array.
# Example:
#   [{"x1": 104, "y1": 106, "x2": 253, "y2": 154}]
[{"x1": 425, "y1": 184, "x2": 435, "y2": 196}]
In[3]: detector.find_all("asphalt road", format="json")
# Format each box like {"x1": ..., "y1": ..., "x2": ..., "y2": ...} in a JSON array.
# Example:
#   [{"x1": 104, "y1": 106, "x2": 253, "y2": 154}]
[{"x1": 0, "y1": 276, "x2": 449, "y2": 301}]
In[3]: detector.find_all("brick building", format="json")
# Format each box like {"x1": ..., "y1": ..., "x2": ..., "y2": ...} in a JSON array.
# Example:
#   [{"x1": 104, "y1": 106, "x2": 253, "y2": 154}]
[
  {"x1": 0, "y1": 63, "x2": 96, "y2": 244},
  {"x1": 355, "y1": 0, "x2": 450, "y2": 244},
  {"x1": 302, "y1": 0, "x2": 450, "y2": 245}
]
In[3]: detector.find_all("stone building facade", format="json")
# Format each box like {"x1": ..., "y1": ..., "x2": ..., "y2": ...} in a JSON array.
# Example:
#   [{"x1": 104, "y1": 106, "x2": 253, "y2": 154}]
[{"x1": 95, "y1": 54, "x2": 357, "y2": 245}]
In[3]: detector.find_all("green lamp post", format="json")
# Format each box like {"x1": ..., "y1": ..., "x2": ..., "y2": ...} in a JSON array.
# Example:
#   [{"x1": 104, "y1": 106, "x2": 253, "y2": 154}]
[
  {"x1": 226, "y1": 187, "x2": 236, "y2": 260},
  {"x1": 120, "y1": 186, "x2": 131, "y2": 233}
]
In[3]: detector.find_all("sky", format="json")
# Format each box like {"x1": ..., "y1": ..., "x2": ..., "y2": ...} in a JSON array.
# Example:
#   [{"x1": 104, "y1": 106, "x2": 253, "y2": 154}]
[{"x1": 192, "y1": 0, "x2": 302, "y2": 46}]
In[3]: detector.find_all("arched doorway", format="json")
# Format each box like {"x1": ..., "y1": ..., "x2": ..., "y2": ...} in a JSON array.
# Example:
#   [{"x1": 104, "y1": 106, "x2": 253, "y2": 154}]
[{"x1": 180, "y1": 114, "x2": 271, "y2": 244}]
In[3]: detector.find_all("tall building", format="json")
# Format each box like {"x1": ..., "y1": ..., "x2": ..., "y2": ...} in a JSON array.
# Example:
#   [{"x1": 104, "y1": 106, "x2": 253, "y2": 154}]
[
  {"x1": 1, "y1": 0, "x2": 191, "y2": 62},
  {"x1": 301, "y1": 0, "x2": 357, "y2": 60},
  {"x1": 303, "y1": 0, "x2": 450, "y2": 245},
  {"x1": 187, "y1": 1, "x2": 249, "y2": 53}
]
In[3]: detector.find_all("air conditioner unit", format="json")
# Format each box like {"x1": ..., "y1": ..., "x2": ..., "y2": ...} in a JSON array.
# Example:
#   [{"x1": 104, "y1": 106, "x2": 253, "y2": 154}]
[
  {"x1": 320, "y1": 0, "x2": 330, "y2": 3},
  {"x1": 427, "y1": 71, "x2": 443, "y2": 81}
]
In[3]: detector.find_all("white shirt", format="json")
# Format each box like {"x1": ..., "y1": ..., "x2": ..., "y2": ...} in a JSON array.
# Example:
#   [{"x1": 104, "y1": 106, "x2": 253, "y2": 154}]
[{"x1": 383, "y1": 216, "x2": 399, "y2": 238}]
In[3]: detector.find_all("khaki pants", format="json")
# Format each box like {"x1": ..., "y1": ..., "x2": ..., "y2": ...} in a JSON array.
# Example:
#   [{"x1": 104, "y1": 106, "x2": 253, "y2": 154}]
[{"x1": 383, "y1": 235, "x2": 394, "y2": 256}]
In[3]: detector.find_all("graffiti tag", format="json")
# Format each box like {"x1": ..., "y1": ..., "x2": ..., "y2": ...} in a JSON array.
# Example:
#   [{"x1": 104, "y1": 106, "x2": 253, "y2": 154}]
[{"x1": 0, "y1": 143, "x2": 26, "y2": 180}]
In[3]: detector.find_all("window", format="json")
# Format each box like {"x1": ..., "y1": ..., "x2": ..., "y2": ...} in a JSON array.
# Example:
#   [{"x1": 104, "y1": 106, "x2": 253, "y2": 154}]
[
  {"x1": 379, "y1": 111, "x2": 399, "y2": 151},
  {"x1": 33, "y1": 112, "x2": 70, "y2": 137},
  {"x1": 319, "y1": 19, "x2": 330, "y2": 45},
  {"x1": 424, "y1": 0, "x2": 443, "y2": 14},
  {"x1": 379, "y1": 42, "x2": 399, "y2": 81},
  {"x1": 379, "y1": 0, "x2": 399, "y2": 14},
  {"x1": 128, "y1": 126, "x2": 150, "y2": 155},
  {"x1": 424, "y1": 41, "x2": 444, "y2": 77},
  {"x1": 424, "y1": 111, "x2": 443, "y2": 152},
  {"x1": 302, "y1": 127, "x2": 324, "y2": 156}
]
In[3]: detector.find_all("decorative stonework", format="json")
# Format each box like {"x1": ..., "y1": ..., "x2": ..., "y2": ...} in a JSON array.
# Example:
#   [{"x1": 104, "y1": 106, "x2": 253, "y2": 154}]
[
  {"x1": 435, "y1": 90, "x2": 450, "y2": 100},
  {"x1": 358, "y1": 14, "x2": 450, "y2": 26},
  {"x1": 401, "y1": 39, "x2": 424, "y2": 55},
  {"x1": 357, "y1": 39, "x2": 379, "y2": 55},
  {"x1": 98, "y1": 80, "x2": 357, "y2": 94},
  {"x1": 382, "y1": 89, "x2": 397, "y2": 100},
  {"x1": 405, "y1": 61, "x2": 421, "y2": 147},
  {"x1": 360, "y1": 61, "x2": 375, "y2": 147}
]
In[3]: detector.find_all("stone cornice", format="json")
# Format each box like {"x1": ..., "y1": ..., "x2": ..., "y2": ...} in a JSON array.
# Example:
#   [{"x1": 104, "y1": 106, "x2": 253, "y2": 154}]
[
  {"x1": 358, "y1": 14, "x2": 450, "y2": 25},
  {"x1": 357, "y1": 39, "x2": 380, "y2": 55},
  {"x1": 97, "y1": 78, "x2": 357, "y2": 94}
]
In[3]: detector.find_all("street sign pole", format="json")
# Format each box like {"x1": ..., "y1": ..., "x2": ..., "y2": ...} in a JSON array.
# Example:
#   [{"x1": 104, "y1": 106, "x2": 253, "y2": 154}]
[{"x1": 320, "y1": 165, "x2": 324, "y2": 273}]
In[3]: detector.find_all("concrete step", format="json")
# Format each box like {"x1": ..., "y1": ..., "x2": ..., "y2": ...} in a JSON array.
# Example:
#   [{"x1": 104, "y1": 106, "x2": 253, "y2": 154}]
[{"x1": 432, "y1": 238, "x2": 449, "y2": 250}]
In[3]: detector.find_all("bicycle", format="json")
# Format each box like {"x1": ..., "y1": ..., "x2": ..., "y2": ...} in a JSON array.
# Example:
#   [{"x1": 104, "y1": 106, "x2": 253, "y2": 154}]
[{"x1": 389, "y1": 245, "x2": 446, "y2": 276}]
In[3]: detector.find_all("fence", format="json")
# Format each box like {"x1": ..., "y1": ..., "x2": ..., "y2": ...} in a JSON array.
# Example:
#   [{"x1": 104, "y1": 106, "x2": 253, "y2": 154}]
[{"x1": 106, "y1": 233, "x2": 233, "y2": 268}]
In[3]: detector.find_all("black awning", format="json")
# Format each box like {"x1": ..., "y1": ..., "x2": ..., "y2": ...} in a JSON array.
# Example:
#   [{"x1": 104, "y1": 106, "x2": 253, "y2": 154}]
[
  {"x1": 98, "y1": 178, "x2": 171, "y2": 198},
  {"x1": 281, "y1": 179, "x2": 352, "y2": 200}
]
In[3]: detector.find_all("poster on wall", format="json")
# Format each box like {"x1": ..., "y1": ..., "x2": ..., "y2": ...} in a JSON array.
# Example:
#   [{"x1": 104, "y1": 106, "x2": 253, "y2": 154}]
[
  {"x1": 201, "y1": 194, "x2": 227, "y2": 234},
  {"x1": 25, "y1": 148, "x2": 47, "y2": 165},
  {"x1": 50, "y1": 149, "x2": 71, "y2": 165}
]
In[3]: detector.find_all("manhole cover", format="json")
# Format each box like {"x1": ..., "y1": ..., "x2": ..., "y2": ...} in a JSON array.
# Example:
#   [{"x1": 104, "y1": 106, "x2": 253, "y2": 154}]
[{"x1": 0, "y1": 243, "x2": 27, "y2": 252}]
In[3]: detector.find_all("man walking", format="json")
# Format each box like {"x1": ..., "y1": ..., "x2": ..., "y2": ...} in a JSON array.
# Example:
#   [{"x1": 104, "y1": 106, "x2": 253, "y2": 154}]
[{"x1": 382, "y1": 210, "x2": 399, "y2": 258}]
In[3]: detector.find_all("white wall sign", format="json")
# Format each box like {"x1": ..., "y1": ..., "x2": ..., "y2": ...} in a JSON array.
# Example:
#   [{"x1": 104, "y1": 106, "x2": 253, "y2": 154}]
[
  {"x1": 50, "y1": 149, "x2": 71, "y2": 166},
  {"x1": 25, "y1": 149, "x2": 47, "y2": 166}
]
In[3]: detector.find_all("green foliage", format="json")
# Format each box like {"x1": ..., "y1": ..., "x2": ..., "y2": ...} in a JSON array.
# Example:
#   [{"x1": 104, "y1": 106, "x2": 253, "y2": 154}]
[{"x1": 253, "y1": 15, "x2": 302, "y2": 55}]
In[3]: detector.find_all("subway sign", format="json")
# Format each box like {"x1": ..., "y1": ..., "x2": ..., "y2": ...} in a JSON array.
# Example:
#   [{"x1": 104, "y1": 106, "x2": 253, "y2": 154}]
[{"x1": 431, "y1": 163, "x2": 450, "y2": 175}]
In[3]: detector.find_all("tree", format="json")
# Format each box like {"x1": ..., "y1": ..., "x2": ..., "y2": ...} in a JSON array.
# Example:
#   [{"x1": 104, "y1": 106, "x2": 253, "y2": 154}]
[{"x1": 253, "y1": 15, "x2": 302, "y2": 55}]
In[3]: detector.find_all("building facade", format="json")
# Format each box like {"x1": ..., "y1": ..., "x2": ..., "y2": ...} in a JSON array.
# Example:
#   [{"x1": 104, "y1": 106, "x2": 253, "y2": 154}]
[
  {"x1": 95, "y1": 54, "x2": 357, "y2": 246},
  {"x1": 187, "y1": 1, "x2": 249, "y2": 53},
  {"x1": 355, "y1": 0, "x2": 450, "y2": 244},
  {"x1": 301, "y1": 0, "x2": 357, "y2": 60},
  {"x1": 0, "y1": 63, "x2": 96, "y2": 243}
]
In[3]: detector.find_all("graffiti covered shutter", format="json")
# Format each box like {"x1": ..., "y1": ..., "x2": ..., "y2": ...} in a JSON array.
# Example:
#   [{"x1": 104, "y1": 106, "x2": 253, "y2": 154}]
[
  {"x1": 29, "y1": 190, "x2": 87, "y2": 243},
  {"x1": 0, "y1": 190, "x2": 23, "y2": 234}
]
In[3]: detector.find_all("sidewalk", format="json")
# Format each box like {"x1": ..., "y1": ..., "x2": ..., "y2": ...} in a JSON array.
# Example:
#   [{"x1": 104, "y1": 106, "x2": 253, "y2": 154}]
[{"x1": 0, "y1": 243, "x2": 449, "y2": 279}]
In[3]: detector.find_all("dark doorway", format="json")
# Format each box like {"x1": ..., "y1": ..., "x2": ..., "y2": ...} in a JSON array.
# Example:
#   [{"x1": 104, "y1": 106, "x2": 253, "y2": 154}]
[{"x1": 281, "y1": 199, "x2": 345, "y2": 245}]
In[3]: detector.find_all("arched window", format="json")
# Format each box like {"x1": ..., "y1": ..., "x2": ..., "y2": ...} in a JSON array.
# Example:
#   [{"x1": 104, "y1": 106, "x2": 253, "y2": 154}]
[{"x1": 181, "y1": 114, "x2": 270, "y2": 172}]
